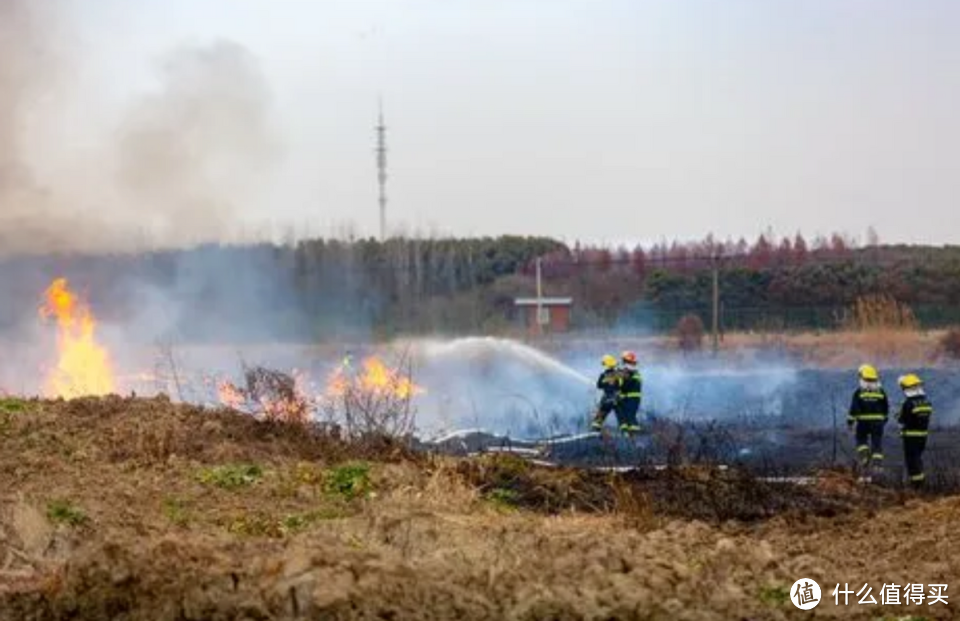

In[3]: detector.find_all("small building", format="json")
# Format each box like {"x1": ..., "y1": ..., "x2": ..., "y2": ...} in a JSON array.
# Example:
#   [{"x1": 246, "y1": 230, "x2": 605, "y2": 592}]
[{"x1": 513, "y1": 297, "x2": 573, "y2": 334}]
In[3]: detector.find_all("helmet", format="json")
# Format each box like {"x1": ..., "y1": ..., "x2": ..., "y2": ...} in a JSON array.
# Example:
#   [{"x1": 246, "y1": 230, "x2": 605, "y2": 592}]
[
  {"x1": 858, "y1": 364, "x2": 879, "y2": 381},
  {"x1": 601, "y1": 354, "x2": 617, "y2": 369},
  {"x1": 899, "y1": 374, "x2": 922, "y2": 389},
  {"x1": 621, "y1": 351, "x2": 637, "y2": 365}
]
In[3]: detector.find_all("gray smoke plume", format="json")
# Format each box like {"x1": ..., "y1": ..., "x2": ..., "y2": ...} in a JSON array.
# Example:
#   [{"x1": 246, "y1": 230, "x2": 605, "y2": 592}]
[
  {"x1": 0, "y1": 0, "x2": 89, "y2": 253},
  {"x1": 0, "y1": 0, "x2": 279, "y2": 256},
  {"x1": 115, "y1": 40, "x2": 279, "y2": 246}
]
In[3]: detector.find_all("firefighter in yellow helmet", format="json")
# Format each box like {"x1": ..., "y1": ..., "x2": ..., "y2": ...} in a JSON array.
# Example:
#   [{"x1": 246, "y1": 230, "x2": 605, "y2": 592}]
[
  {"x1": 847, "y1": 364, "x2": 889, "y2": 469},
  {"x1": 896, "y1": 373, "x2": 933, "y2": 489},
  {"x1": 616, "y1": 351, "x2": 643, "y2": 435},
  {"x1": 590, "y1": 355, "x2": 622, "y2": 431}
]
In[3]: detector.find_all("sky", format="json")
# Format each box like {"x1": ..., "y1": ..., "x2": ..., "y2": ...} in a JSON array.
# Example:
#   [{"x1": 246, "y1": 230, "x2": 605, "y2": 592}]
[{"x1": 10, "y1": 0, "x2": 960, "y2": 249}]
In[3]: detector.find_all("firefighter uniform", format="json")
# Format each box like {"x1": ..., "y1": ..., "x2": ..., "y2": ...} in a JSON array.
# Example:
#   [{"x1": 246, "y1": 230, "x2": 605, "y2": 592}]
[
  {"x1": 897, "y1": 374, "x2": 933, "y2": 488},
  {"x1": 591, "y1": 355, "x2": 622, "y2": 431},
  {"x1": 847, "y1": 364, "x2": 889, "y2": 467},
  {"x1": 616, "y1": 351, "x2": 642, "y2": 434}
]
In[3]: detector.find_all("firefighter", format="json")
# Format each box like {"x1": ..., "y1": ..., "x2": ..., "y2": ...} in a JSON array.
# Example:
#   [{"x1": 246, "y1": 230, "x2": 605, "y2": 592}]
[
  {"x1": 846, "y1": 363, "x2": 889, "y2": 468},
  {"x1": 590, "y1": 355, "x2": 621, "y2": 431},
  {"x1": 616, "y1": 351, "x2": 643, "y2": 435},
  {"x1": 896, "y1": 373, "x2": 933, "y2": 489}
]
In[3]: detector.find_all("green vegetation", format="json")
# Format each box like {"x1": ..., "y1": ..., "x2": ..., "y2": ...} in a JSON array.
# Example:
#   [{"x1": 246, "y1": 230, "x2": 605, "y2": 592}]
[
  {"x1": 0, "y1": 397, "x2": 27, "y2": 413},
  {"x1": 162, "y1": 497, "x2": 191, "y2": 527},
  {"x1": 196, "y1": 464, "x2": 264, "y2": 490},
  {"x1": 757, "y1": 584, "x2": 790, "y2": 606},
  {"x1": 226, "y1": 507, "x2": 347, "y2": 538},
  {"x1": 46, "y1": 499, "x2": 88, "y2": 527},
  {"x1": 484, "y1": 487, "x2": 520, "y2": 510},
  {"x1": 323, "y1": 462, "x2": 372, "y2": 501}
]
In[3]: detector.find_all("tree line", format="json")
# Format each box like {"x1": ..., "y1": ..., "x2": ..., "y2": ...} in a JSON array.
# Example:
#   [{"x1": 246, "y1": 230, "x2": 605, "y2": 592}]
[{"x1": 0, "y1": 232, "x2": 957, "y2": 342}]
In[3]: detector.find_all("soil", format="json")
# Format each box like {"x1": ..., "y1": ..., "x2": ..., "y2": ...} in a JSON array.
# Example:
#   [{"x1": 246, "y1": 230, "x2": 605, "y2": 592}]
[{"x1": 1, "y1": 396, "x2": 957, "y2": 620}]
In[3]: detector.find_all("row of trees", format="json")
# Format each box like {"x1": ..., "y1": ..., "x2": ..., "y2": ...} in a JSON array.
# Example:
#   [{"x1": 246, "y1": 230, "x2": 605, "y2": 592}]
[{"x1": 1, "y1": 232, "x2": 957, "y2": 341}]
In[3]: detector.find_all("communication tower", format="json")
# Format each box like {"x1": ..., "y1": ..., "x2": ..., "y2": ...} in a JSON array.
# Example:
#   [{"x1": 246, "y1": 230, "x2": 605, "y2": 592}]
[{"x1": 376, "y1": 100, "x2": 387, "y2": 240}]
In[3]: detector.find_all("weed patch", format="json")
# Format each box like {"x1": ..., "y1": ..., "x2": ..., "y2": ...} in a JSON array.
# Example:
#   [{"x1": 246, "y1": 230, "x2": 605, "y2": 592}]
[
  {"x1": 0, "y1": 397, "x2": 27, "y2": 413},
  {"x1": 758, "y1": 584, "x2": 790, "y2": 607},
  {"x1": 196, "y1": 464, "x2": 264, "y2": 490},
  {"x1": 162, "y1": 497, "x2": 191, "y2": 527},
  {"x1": 0, "y1": 398, "x2": 27, "y2": 434},
  {"x1": 323, "y1": 462, "x2": 372, "y2": 500},
  {"x1": 484, "y1": 487, "x2": 520, "y2": 511},
  {"x1": 226, "y1": 508, "x2": 343, "y2": 538},
  {"x1": 46, "y1": 499, "x2": 88, "y2": 527}
]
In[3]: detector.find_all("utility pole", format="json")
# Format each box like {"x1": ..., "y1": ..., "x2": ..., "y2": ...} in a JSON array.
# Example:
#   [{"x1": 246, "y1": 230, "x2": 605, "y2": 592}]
[
  {"x1": 711, "y1": 254, "x2": 720, "y2": 354},
  {"x1": 375, "y1": 99, "x2": 387, "y2": 241},
  {"x1": 535, "y1": 257, "x2": 543, "y2": 337}
]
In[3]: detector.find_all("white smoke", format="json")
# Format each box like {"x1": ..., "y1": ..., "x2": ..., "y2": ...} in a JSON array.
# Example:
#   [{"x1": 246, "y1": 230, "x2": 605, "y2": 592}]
[{"x1": 0, "y1": 0, "x2": 280, "y2": 257}]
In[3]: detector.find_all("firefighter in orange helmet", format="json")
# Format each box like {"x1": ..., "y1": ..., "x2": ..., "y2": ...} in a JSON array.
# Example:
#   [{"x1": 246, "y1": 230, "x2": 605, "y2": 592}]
[{"x1": 616, "y1": 351, "x2": 642, "y2": 435}]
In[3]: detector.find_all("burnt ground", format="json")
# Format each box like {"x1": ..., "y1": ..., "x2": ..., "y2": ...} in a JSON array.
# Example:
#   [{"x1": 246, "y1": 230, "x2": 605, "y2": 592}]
[
  {"x1": 1, "y1": 395, "x2": 958, "y2": 620},
  {"x1": 423, "y1": 418, "x2": 960, "y2": 492}
]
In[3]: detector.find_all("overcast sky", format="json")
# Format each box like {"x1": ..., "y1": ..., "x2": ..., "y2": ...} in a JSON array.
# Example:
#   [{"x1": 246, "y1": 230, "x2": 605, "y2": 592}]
[{"x1": 54, "y1": 1, "x2": 960, "y2": 246}]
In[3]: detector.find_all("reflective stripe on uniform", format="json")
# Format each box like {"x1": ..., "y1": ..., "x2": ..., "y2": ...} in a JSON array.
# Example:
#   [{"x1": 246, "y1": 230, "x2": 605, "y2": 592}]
[
  {"x1": 913, "y1": 405, "x2": 933, "y2": 414},
  {"x1": 622, "y1": 392, "x2": 642, "y2": 398},
  {"x1": 854, "y1": 414, "x2": 886, "y2": 421},
  {"x1": 856, "y1": 445, "x2": 870, "y2": 452},
  {"x1": 902, "y1": 430, "x2": 928, "y2": 437},
  {"x1": 871, "y1": 453, "x2": 884, "y2": 460},
  {"x1": 910, "y1": 473, "x2": 925, "y2": 481},
  {"x1": 859, "y1": 392, "x2": 885, "y2": 399}
]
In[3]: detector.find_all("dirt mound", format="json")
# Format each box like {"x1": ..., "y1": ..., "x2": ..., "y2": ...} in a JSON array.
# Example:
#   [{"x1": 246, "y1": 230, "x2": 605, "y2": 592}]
[
  {"x1": 1, "y1": 395, "x2": 412, "y2": 467},
  {"x1": 1, "y1": 397, "x2": 957, "y2": 620}
]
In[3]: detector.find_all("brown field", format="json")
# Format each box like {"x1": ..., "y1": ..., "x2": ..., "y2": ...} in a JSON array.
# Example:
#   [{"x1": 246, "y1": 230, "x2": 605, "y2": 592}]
[
  {"x1": 531, "y1": 327, "x2": 952, "y2": 368},
  {"x1": 1, "y1": 395, "x2": 957, "y2": 620}
]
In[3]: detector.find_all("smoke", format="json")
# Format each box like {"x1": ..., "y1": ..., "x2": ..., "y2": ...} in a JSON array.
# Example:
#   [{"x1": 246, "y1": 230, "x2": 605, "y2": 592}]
[
  {"x1": 115, "y1": 40, "x2": 279, "y2": 246},
  {"x1": 0, "y1": 0, "x2": 279, "y2": 257},
  {"x1": 404, "y1": 337, "x2": 597, "y2": 437},
  {"x1": 404, "y1": 337, "x2": 802, "y2": 437},
  {"x1": 397, "y1": 338, "x2": 827, "y2": 437},
  {"x1": 404, "y1": 337, "x2": 960, "y2": 440},
  {"x1": 0, "y1": 0, "x2": 88, "y2": 253}
]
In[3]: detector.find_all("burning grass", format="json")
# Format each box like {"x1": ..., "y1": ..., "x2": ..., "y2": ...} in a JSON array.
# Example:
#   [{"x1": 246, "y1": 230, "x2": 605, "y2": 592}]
[{"x1": 38, "y1": 278, "x2": 115, "y2": 399}]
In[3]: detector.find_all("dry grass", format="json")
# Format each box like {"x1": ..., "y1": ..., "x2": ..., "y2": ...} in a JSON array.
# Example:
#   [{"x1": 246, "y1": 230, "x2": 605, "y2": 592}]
[
  {"x1": 937, "y1": 327, "x2": 960, "y2": 361},
  {"x1": 716, "y1": 328, "x2": 943, "y2": 367},
  {"x1": 838, "y1": 293, "x2": 919, "y2": 332},
  {"x1": 674, "y1": 313, "x2": 706, "y2": 353},
  {"x1": 1, "y1": 397, "x2": 957, "y2": 620}
]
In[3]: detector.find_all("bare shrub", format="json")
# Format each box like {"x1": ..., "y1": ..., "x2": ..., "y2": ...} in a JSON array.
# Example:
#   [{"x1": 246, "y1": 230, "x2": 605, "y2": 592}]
[
  {"x1": 217, "y1": 365, "x2": 314, "y2": 425},
  {"x1": 674, "y1": 313, "x2": 705, "y2": 353},
  {"x1": 317, "y1": 349, "x2": 421, "y2": 440}
]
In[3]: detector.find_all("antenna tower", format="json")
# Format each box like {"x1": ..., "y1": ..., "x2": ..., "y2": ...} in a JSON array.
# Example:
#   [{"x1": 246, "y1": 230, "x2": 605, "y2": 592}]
[{"x1": 376, "y1": 100, "x2": 387, "y2": 240}]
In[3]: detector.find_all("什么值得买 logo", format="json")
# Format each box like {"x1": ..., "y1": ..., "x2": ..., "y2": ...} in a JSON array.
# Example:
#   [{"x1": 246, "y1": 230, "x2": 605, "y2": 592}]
[{"x1": 791, "y1": 578, "x2": 821, "y2": 610}]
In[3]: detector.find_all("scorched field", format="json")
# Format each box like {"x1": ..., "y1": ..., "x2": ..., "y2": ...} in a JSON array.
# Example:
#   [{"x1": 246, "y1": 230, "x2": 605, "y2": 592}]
[{"x1": 0, "y1": 278, "x2": 957, "y2": 620}]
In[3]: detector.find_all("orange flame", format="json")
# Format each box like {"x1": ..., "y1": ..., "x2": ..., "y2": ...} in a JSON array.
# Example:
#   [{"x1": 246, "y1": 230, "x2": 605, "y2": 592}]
[
  {"x1": 326, "y1": 356, "x2": 425, "y2": 399},
  {"x1": 216, "y1": 379, "x2": 246, "y2": 409},
  {"x1": 214, "y1": 370, "x2": 315, "y2": 425},
  {"x1": 39, "y1": 278, "x2": 116, "y2": 398}
]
